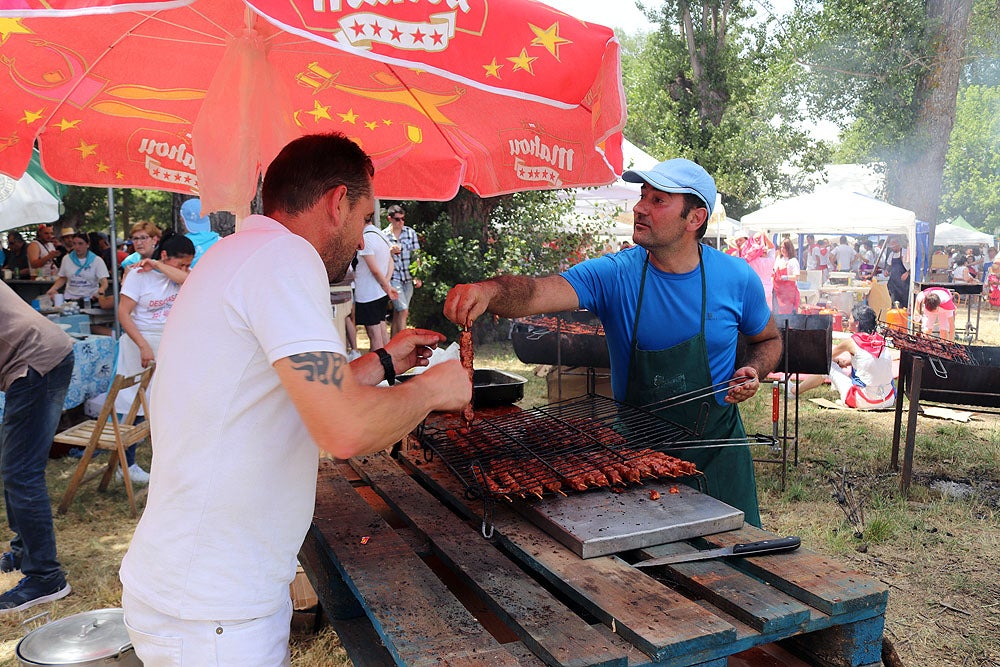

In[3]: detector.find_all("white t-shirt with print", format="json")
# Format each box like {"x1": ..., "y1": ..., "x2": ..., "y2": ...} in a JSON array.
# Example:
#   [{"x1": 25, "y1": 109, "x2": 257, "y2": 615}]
[
  {"x1": 57, "y1": 253, "x2": 110, "y2": 300},
  {"x1": 120, "y1": 267, "x2": 181, "y2": 333}
]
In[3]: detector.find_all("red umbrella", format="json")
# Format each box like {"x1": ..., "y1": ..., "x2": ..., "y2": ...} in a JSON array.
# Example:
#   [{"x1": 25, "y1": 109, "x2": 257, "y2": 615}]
[{"x1": 0, "y1": 0, "x2": 625, "y2": 216}]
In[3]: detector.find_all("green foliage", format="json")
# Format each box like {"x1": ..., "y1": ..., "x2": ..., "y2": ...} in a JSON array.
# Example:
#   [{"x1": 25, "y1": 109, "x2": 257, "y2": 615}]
[
  {"x1": 61, "y1": 186, "x2": 172, "y2": 236},
  {"x1": 402, "y1": 189, "x2": 603, "y2": 339},
  {"x1": 621, "y1": 3, "x2": 829, "y2": 217},
  {"x1": 940, "y1": 85, "x2": 1000, "y2": 231},
  {"x1": 786, "y1": 0, "x2": 929, "y2": 154}
]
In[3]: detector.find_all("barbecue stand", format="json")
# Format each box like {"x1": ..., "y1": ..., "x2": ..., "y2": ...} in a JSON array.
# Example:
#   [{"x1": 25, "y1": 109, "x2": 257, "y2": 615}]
[
  {"x1": 416, "y1": 393, "x2": 778, "y2": 539},
  {"x1": 883, "y1": 326, "x2": 1000, "y2": 494},
  {"x1": 763, "y1": 314, "x2": 834, "y2": 488}
]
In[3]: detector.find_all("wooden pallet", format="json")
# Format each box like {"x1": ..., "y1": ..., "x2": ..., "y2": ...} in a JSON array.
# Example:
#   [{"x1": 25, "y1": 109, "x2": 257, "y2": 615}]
[{"x1": 301, "y1": 454, "x2": 888, "y2": 667}]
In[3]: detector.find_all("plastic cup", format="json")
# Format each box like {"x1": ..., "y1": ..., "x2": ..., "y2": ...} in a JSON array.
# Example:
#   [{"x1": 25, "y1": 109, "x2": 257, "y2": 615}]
[{"x1": 53, "y1": 294, "x2": 65, "y2": 307}]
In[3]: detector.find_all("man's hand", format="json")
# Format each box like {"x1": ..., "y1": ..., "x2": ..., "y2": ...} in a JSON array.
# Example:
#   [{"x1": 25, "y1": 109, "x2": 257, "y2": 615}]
[
  {"x1": 444, "y1": 282, "x2": 495, "y2": 328},
  {"x1": 384, "y1": 328, "x2": 446, "y2": 374},
  {"x1": 410, "y1": 360, "x2": 473, "y2": 413},
  {"x1": 387, "y1": 286, "x2": 399, "y2": 301},
  {"x1": 726, "y1": 366, "x2": 760, "y2": 404}
]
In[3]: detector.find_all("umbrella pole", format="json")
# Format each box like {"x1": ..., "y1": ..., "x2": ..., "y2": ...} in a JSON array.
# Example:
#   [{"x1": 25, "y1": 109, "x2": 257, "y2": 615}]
[{"x1": 107, "y1": 187, "x2": 121, "y2": 339}]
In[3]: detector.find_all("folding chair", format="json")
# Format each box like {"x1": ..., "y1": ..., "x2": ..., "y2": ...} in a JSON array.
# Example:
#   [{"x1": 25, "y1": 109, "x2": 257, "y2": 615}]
[{"x1": 54, "y1": 364, "x2": 154, "y2": 517}]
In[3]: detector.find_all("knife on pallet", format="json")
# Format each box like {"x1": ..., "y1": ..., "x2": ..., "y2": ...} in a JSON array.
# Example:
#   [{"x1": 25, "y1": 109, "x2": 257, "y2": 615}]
[{"x1": 634, "y1": 536, "x2": 801, "y2": 567}]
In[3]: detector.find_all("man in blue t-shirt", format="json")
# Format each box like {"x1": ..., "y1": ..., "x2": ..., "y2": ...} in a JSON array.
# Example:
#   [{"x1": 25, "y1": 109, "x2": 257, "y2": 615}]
[{"x1": 444, "y1": 159, "x2": 781, "y2": 526}]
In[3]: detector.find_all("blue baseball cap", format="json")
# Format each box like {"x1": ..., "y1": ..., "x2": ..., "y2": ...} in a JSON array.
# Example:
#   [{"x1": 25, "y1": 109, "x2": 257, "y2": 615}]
[
  {"x1": 180, "y1": 198, "x2": 211, "y2": 233},
  {"x1": 623, "y1": 158, "x2": 716, "y2": 217}
]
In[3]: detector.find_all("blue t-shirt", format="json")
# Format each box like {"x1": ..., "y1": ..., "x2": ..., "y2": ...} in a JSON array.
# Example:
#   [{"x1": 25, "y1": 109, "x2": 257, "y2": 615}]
[{"x1": 561, "y1": 244, "x2": 771, "y2": 404}]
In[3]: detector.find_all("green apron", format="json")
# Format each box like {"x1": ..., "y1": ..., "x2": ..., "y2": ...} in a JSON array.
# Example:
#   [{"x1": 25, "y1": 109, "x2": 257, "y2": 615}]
[{"x1": 624, "y1": 251, "x2": 762, "y2": 527}]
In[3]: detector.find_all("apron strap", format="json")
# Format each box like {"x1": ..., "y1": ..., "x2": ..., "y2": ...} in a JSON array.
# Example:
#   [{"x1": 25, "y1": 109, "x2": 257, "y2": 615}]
[{"x1": 627, "y1": 246, "x2": 707, "y2": 370}]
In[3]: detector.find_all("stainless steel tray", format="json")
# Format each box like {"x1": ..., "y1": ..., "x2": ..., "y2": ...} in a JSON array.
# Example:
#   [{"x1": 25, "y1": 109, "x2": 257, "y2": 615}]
[{"x1": 512, "y1": 482, "x2": 744, "y2": 558}]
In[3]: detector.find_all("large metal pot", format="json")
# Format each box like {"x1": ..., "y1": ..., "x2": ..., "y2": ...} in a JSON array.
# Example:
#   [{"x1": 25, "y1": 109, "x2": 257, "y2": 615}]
[{"x1": 17, "y1": 608, "x2": 141, "y2": 667}]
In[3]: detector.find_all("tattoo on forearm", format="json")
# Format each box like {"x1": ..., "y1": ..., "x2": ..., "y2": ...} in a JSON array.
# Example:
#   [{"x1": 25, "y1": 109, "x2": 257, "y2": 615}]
[{"x1": 289, "y1": 352, "x2": 345, "y2": 388}]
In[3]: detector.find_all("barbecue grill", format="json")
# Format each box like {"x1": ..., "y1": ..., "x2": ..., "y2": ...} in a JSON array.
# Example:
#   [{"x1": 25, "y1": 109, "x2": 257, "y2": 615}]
[
  {"x1": 416, "y1": 393, "x2": 778, "y2": 536},
  {"x1": 887, "y1": 326, "x2": 1000, "y2": 494},
  {"x1": 511, "y1": 311, "x2": 610, "y2": 367}
]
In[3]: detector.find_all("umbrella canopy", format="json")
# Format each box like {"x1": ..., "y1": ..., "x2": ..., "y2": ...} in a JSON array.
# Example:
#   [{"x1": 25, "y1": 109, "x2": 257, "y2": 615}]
[
  {"x1": 0, "y1": 147, "x2": 65, "y2": 232},
  {"x1": 0, "y1": 0, "x2": 625, "y2": 216},
  {"x1": 934, "y1": 222, "x2": 994, "y2": 246}
]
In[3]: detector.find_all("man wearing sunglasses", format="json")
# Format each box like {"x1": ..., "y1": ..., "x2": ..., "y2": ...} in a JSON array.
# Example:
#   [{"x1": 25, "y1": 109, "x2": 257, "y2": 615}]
[{"x1": 383, "y1": 204, "x2": 422, "y2": 336}]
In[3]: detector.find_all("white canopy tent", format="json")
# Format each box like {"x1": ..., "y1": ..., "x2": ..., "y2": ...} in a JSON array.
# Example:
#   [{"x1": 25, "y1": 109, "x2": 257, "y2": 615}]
[
  {"x1": 741, "y1": 190, "x2": 919, "y2": 300},
  {"x1": 933, "y1": 222, "x2": 994, "y2": 246}
]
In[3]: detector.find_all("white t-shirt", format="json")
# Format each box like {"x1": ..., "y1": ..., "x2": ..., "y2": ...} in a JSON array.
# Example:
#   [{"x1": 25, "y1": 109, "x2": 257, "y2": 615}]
[
  {"x1": 354, "y1": 223, "x2": 392, "y2": 303},
  {"x1": 120, "y1": 266, "x2": 181, "y2": 333},
  {"x1": 830, "y1": 243, "x2": 855, "y2": 271},
  {"x1": 57, "y1": 252, "x2": 110, "y2": 300},
  {"x1": 120, "y1": 215, "x2": 344, "y2": 620}
]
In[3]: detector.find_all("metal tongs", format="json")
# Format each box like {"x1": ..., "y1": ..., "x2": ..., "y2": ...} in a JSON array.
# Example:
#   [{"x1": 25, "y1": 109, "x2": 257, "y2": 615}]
[{"x1": 640, "y1": 374, "x2": 756, "y2": 411}]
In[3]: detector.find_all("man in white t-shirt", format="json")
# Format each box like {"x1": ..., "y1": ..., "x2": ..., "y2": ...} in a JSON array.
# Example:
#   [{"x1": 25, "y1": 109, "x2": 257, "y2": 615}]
[
  {"x1": 26, "y1": 224, "x2": 59, "y2": 278},
  {"x1": 119, "y1": 133, "x2": 471, "y2": 666},
  {"x1": 830, "y1": 236, "x2": 856, "y2": 272},
  {"x1": 354, "y1": 222, "x2": 397, "y2": 350}
]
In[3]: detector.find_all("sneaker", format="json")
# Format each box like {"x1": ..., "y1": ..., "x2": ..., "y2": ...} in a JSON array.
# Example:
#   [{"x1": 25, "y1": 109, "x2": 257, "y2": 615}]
[
  {"x1": 115, "y1": 463, "x2": 150, "y2": 485},
  {"x1": 0, "y1": 577, "x2": 71, "y2": 615},
  {"x1": 0, "y1": 551, "x2": 21, "y2": 573}
]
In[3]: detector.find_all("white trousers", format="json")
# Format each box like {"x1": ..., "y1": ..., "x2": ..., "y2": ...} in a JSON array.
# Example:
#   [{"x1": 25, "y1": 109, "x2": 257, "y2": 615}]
[{"x1": 122, "y1": 588, "x2": 292, "y2": 667}]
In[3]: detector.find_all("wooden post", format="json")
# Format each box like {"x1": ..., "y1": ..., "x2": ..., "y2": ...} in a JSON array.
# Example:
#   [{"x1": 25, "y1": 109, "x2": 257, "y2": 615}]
[{"x1": 901, "y1": 356, "x2": 924, "y2": 495}]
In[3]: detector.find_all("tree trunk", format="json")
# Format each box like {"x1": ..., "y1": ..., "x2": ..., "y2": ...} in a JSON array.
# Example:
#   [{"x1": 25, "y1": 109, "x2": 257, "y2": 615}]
[
  {"x1": 886, "y1": 0, "x2": 974, "y2": 239},
  {"x1": 445, "y1": 189, "x2": 508, "y2": 246}
]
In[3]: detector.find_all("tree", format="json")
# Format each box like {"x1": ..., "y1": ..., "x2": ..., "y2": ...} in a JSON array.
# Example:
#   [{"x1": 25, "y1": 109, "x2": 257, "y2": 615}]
[
  {"x1": 940, "y1": 84, "x2": 1000, "y2": 231},
  {"x1": 391, "y1": 188, "x2": 604, "y2": 340},
  {"x1": 788, "y1": 0, "x2": 980, "y2": 229},
  {"x1": 621, "y1": 1, "x2": 830, "y2": 217},
  {"x1": 61, "y1": 186, "x2": 172, "y2": 237}
]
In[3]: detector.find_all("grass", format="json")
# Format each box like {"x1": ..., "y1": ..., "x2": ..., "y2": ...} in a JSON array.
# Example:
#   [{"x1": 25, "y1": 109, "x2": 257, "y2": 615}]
[{"x1": 3, "y1": 309, "x2": 1000, "y2": 664}]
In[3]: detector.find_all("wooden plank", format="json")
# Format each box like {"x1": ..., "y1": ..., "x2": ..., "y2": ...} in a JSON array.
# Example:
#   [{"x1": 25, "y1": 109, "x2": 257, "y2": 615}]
[
  {"x1": 309, "y1": 462, "x2": 521, "y2": 667},
  {"x1": 693, "y1": 526, "x2": 888, "y2": 617},
  {"x1": 354, "y1": 453, "x2": 628, "y2": 667},
  {"x1": 781, "y1": 615, "x2": 885, "y2": 667},
  {"x1": 400, "y1": 453, "x2": 739, "y2": 664},
  {"x1": 637, "y1": 543, "x2": 812, "y2": 634}
]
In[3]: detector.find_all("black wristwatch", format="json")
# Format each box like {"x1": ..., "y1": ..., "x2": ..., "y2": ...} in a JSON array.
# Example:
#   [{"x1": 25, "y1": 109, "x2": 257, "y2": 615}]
[{"x1": 374, "y1": 348, "x2": 396, "y2": 385}]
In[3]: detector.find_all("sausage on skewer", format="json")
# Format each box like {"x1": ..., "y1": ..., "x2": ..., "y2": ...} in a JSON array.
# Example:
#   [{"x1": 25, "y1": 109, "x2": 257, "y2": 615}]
[{"x1": 459, "y1": 327, "x2": 475, "y2": 424}]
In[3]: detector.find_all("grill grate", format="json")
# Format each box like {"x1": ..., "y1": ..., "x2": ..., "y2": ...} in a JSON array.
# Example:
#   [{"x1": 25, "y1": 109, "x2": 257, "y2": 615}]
[
  {"x1": 417, "y1": 394, "x2": 771, "y2": 503},
  {"x1": 877, "y1": 324, "x2": 977, "y2": 365}
]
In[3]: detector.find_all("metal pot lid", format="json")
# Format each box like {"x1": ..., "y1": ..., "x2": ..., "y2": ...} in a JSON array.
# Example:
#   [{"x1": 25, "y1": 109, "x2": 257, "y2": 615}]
[{"x1": 17, "y1": 608, "x2": 132, "y2": 664}]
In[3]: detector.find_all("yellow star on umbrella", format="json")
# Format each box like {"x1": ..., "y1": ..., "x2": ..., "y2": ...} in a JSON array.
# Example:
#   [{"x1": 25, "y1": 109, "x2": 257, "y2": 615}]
[
  {"x1": 74, "y1": 140, "x2": 98, "y2": 159},
  {"x1": 507, "y1": 49, "x2": 537, "y2": 75},
  {"x1": 306, "y1": 100, "x2": 332, "y2": 122},
  {"x1": 96, "y1": 161, "x2": 109, "y2": 173},
  {"x1": 55, "y1": 118, "x2": 82, "y2": 131},
  {"x1": 20, "y1": 108, "x2": 45, "y2": 125},
  {"x1": 483, "y1": 58, "x2": 503, "y2": 79},
  {"x1": 529, "y1": 23, "x2": 572, "y2": 60},
  {"x1": 338, "y1": 108, "x2": 359, "y2": 124},
  {"x1": 364, "y1": 121, "x2": 378, "y2": 130},
  {"x1": 0, "y1": 18, "x2": 32, "y2": 44},
  {"x1": 115, "y1": 170, "x2": 125, "y2": 180}
]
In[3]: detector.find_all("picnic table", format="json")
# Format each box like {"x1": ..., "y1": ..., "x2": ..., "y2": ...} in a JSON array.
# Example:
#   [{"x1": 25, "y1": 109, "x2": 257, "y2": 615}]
[{"x1": 301, "y1": 431, "x2": 889, "y2": 666}]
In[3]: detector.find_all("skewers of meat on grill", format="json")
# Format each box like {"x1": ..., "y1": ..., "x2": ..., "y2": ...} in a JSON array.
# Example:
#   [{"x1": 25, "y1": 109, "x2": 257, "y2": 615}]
[
  {"x1": 474, "y1": 448, "x2": 698, "y2": 500},
  {"x1": 519, "y1": 315, "x2": 606, "y2": 337},
  {"x1": 459, "y1": 328, "x2": 475, "y2": 424}
]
